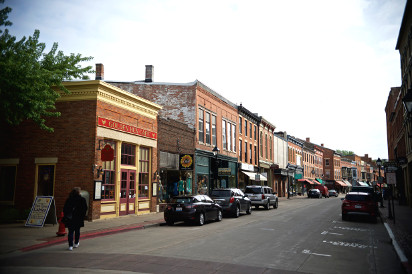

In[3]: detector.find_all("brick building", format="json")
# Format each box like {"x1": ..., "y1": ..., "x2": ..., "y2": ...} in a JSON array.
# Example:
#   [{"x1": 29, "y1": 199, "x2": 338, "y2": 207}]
[
  {"x1": 0, "y1": 81, "x2": 161, "y2": 221},
  {"x1": 273, "y1": 132, "x2": 288, "y2": 197},
  {"x1": 105, "y1": 65, "x2": 239, "y2": 197},
  {"x1": 287, "y1": 136, "x2": 304, "y2": 195},
  {"x1": 258, "y1": 117, "x2": 276, "y2": 190}
]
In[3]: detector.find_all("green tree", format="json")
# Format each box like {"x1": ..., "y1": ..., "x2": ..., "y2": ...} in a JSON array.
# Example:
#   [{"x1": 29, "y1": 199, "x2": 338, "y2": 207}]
[
  {"x1": 0, "y1": 1, "x2": 93, "y2": 132},
  {"x1": 336, "y1": 149, "x2": 354, "y2": 156}
]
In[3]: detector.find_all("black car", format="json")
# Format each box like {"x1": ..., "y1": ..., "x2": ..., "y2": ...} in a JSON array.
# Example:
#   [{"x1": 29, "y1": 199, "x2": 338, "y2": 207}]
[
  {"x1": 164, "y1": 195, "x2": 222, "y2": 226},
  {"x1": 210, "y1": 188, "x2": 252, "y2": 217},
  {"x1": 308, "y1": 189, "x2": 322, "y2": 198}
]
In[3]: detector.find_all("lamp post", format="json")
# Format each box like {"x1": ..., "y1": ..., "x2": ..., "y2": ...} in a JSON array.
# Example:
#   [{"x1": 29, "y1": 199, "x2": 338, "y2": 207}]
[
  {"x1": 376, "y1": 158, "x2": 384, "y2": 208},
  {"x1": 212, "y1": 146, "x2": 220, "y2": 191}
]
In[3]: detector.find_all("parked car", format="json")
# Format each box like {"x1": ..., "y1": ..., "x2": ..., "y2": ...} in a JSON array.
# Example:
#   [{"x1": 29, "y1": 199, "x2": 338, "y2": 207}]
[
  {"x1": 164, "y1": 195, "x2": 222, "y2": 226},
  {"x1": 314, "y1": 185, "x2": 329, "y2": 198},
  {"x1": 308, "y1": 189, "x2": 322, "y2": 198},
  {"x1": 341, "y1": 192, "x2": 379, "y2": 223},
  {"x1": 244, "y1": 185, "x2": 278, "y2": 210},
  {"x1": 329, "y1": 190, "x2": 338, "y2": 197},
  {"x1": 210, "y1": 188, "x2": 252, "y2": 217},
  {"x1": 351, "y1": 186, "x2": 381, "y2": 203}
]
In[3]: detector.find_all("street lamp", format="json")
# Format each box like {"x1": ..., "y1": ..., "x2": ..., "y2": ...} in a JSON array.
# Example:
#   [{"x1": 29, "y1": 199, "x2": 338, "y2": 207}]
[
  {"x1": 376, "y1": 158, "x2": 384, "y2": 208},
  {"x1": 212, "y1": 146, "x2": 220, "y2": 191}
]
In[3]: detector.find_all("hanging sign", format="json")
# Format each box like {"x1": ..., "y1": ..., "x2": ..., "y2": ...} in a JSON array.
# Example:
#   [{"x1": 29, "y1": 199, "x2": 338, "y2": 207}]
[
  {"x1": 179, "y1": 154, "x2": 194, "y2": 170},
  {"x1": 25, "y1": 196, "x2": 56, "y2": 227},
  {"x1": 101, "y1": 144, "x2": 114, "y2": 161}
]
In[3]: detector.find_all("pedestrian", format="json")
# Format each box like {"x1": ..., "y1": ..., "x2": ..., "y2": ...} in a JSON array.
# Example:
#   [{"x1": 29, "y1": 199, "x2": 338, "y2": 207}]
[{"x1": 63, "y1": 187, "x2": 88, "y2": 251}]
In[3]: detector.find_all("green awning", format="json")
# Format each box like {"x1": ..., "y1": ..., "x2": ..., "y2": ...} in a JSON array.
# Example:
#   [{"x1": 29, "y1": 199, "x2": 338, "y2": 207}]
[{"x1": 316, "y1": 178, "x2": 323, "y2": 185}]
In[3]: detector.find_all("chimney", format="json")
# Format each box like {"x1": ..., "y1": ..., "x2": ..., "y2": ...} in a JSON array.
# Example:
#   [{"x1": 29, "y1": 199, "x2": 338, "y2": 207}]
[
  {"x1": 95, "y1": 63, "x2": 104, "y2": 80},
  {"x1": 306, "y1": 137, "x2": 310, "y2": 142},
  {"x1": 321, "y1": 143, "x2": 324, "y2": 147},
  {"x1": 145, "y1": 65, "x2": 154, "y2": 82}
]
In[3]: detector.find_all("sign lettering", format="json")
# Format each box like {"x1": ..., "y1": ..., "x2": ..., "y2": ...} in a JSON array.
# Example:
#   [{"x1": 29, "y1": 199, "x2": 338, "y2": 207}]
[{"x1": 98, "y1": 117, "x2": 157, "y2": 140}]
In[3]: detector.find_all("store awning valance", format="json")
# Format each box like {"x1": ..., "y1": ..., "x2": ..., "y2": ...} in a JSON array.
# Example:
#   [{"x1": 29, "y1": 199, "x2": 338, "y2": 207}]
[
  {"x1": 336, "y1": 181, "x2": 347, "y2": 187},
  {"x1": 242, "y1": 171, "x2": 267, "y2": 181},
  {"x1": 316, "y1": 178, "x2": 323, "y2": 185},
  {"x1": 298, "y1": 179, "x2": 314, "y2": 184}
]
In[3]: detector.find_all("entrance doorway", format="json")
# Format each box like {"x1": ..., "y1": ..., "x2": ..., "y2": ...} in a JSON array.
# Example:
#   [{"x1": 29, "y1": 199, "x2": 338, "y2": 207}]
[{"x1": 120, "y1": 169, "x2": 136, "y2": 215}]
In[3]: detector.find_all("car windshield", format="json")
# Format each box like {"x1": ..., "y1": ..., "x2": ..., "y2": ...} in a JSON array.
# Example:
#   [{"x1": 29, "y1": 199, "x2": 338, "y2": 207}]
[
  {"x1": 346, "y1": 194, "x2": 372, "y2": 201},
  {"x1": 211, "y1": 190, "x2": 231, "y2": 197},
  {"x1": 245, "y1": 187, "x2": 261, "y2": 194},
  {"x1": 171, "y1": 197, "x2": 193, "y2": 204}
]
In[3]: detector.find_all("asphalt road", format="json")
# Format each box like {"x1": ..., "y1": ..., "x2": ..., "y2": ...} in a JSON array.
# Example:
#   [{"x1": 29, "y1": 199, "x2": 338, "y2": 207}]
[{"x1": 0, "y1": 197, "x2": 404, "y2": 274}]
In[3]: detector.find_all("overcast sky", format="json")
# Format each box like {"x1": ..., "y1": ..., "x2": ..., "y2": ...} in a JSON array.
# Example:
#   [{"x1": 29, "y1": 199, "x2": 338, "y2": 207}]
[{"x1": 5, "y1": 0, "x2": 407, "y2": 160}]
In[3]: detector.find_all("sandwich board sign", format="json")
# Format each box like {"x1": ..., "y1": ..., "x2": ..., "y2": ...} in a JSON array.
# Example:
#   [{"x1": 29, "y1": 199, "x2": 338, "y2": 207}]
[{"x1": 25, "y1": 196, "x2": 57, "y2": 227}]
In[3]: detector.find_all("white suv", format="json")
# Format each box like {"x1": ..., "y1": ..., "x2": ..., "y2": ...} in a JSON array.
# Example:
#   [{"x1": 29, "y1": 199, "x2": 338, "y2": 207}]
[{"x1": 244, "y1": 185, "x2": 278, "y2": 210}]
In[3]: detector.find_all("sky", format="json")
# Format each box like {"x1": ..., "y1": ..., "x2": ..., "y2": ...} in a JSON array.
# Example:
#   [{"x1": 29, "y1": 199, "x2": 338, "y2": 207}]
[{"x1": 4, "y1": 0, "x2": 407, "y2": 160}]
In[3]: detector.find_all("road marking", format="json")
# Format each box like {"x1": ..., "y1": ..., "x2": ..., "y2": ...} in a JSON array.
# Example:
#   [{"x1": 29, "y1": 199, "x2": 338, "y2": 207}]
[
  {"x1": 323, "y1": 240, "x2": 377, "y2": 249},
  {"x1": 261, "y1": 228, "x2": 275, "y2": 231},
  {"x1": 321, "y1": 231, "x2": 343, "y2": 235},
  {"x1": 302, "y1": 249, "x2": 331, "y2": 257},
  {"x1": 333, "y1": 226, "x2": 370, "y2": 232}
]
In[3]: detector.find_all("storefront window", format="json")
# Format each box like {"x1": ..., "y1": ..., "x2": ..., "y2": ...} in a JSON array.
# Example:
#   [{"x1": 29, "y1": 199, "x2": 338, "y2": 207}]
[
  {"x1": 121, "y1": 143, "x2": 135, "y2": 166},
  {"x1": 0, "y1": 165, "x2": 16, "y2": 202},
  {"x1": 102, "y1": 140, "x2": 116, "y2": 200},
  {"x1": 196, "y1": 174, "x2": 209, "y2": 194},
  {"x1": 138, "y1": 147, "x2": 150, "y2": 198}
]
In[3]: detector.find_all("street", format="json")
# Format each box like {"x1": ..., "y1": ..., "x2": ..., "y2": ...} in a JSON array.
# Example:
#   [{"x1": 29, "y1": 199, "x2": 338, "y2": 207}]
[{"x1": 0, "y1": 197, "x2": 404, "y2": 274}]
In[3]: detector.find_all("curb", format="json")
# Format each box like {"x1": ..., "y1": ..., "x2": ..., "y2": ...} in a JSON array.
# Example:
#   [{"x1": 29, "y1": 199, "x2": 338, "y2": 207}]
[
  {"x1": 383, "y1": 222, "x2": 412, "y2": 274},
  {"x1": 20, "y1": 220, "x2": 165, "y2": 252}
]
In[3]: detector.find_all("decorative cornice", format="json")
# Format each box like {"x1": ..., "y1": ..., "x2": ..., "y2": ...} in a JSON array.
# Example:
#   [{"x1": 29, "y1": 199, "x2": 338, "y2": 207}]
[{"x1": 56, "y1": 80, "x2": 162, "y2": 120}]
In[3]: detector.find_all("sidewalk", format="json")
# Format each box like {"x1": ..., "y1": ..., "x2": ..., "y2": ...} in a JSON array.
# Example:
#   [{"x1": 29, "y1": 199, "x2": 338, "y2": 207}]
[{"x1": 0, "y1": 195, "x2": 411, "y2": 274}]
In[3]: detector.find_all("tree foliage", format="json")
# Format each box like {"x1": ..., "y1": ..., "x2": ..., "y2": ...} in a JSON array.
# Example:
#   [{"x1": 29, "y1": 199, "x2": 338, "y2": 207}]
[
  {"x1": 0, "y1": 1, "x2": 93, "y2": 132},
  {"x1": 336, "y1": 149, "x2": 354, "y2": 156}
]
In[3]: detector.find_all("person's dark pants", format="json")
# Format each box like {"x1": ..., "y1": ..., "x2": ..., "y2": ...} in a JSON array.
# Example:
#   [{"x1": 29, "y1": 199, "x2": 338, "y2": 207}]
[{"x1": 68, "y1": 226, "x2": 80, "y2": 247}]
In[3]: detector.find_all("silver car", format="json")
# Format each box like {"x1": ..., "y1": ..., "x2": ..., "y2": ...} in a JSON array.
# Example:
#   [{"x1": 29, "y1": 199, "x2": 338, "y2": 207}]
[{"x1": 244, "y1": 185, "x2": 278, "y2": 210}]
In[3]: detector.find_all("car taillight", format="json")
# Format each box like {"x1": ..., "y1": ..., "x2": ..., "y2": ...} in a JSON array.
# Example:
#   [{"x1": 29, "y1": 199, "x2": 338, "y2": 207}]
[
  {"x1": 229, "y1": 197, "x2": 235, "y2": 204},
  {"x1": 342, "y1": 201, "x2": 350, "y2": 207},
  {"x1": 262, "y1": 194, "x2": 265, "y2": 200}
]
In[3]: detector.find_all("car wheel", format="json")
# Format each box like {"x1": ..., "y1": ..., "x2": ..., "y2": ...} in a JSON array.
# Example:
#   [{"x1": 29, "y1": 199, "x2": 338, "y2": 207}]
[
  {"x1": 198, "y1": 213, "x2": 205, "y2": 226},
  {"x1": 265, "y1": 200, "x2": 270, "y2": 210},
  {"x1": 342, "y1": 213, "x2": 347, "y2": 221},
  {"x1": 273, "y1": 200, "x2": 278, "y2": 209},
  {"x1": 216, "y1": 210, "x2": 222, "y2": 222},
  {"x1": 246, "y1": 203, "x2": 252, "y2": 214},
  {"x1": 234, "y1": 206, "x2": 240, "y2": 218},
  {"x1": 166, "y1": 220, "x2": 174, "y2": 226}
]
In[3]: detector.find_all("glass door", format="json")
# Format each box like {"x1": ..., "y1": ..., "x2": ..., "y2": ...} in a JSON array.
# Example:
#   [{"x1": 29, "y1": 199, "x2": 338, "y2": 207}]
[{"x1": 120, "y1": 169, "x2": 136, "y2": 215}]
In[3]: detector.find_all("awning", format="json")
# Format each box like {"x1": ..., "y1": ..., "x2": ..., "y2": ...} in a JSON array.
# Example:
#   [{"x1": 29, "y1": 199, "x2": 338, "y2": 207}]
[
  {"x1": 312, "y1": 180, "x2": 321, "y2": 185},
  {"x1": 336, "y1": 181, "x2": 347, "y2": 187},
  {"x1": 298, "y1": 179, "x2": 314, "y2": 184},
  {"x1": 316, "y1": 178, "x2": 323, "y2": 185},
  {"x1": 343, "y1": 180, "x2": 352, "y2": 187},
  {"x1": 242, "y1": 171, "x2": 267, "y2": 181}
]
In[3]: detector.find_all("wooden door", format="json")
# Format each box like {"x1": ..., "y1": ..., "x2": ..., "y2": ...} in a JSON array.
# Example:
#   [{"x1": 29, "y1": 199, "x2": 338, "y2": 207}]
[{"x1": 120, "y1": 169, "x2": 136, "y2": 215}]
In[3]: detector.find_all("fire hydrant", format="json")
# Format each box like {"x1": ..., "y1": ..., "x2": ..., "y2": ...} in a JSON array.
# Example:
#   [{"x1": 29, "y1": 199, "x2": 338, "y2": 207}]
[{"x1": 56, "y1": 211, "x2": 67, "y2": 236}]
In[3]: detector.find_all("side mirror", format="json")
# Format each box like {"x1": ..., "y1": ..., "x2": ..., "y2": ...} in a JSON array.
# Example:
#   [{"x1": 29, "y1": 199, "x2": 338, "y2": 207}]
[{"x1": 341, "y1": 198, "x2": 345, "y2": 201}]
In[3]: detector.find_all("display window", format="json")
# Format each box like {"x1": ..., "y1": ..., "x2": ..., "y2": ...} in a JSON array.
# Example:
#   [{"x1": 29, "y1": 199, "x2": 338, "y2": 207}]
[
  {"x1": 102, "y1": 140, "x2": 116, "y2": 200},
  {"x1": 138, "y1": 147, "x2": 150, "y2": 198}
]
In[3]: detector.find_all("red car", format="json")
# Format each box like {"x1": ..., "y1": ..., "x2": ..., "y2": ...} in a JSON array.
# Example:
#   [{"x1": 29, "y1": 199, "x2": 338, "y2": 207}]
[{"x1": 341, "y1": 192, "x2": 379, "y2": 223}]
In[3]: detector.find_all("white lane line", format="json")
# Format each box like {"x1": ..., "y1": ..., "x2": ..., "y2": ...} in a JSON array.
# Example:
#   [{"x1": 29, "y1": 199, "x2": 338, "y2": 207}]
[
  {"x1": 261, "y1": 228, "x2": 275, "y2": 231},
  {"x1": 384, "y1": 222, "x2": 408, "y2": 263},
  {"x1": 321, "y1": 231, "x2": 343, "y2": 236},
  {"x1": 323, "y1": 240, "x2": 377, "y2": 249},
  {"x1": 302, "y1": 249, "x2": 331, "y2": 257}
]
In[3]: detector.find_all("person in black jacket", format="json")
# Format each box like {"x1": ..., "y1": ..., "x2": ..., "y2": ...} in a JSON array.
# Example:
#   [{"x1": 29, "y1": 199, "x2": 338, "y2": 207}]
[{"x1": 63, "y1": 187, "x2": 88, "y2": 251}]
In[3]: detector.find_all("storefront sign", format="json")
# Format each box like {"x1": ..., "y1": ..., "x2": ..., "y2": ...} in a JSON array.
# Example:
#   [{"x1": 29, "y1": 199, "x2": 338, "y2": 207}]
[
  {"x1": 386, "y1": 173, "x2": 396, "y2": 185},
  {"x1": 218, "y1": 168, "x2": 231, "y2": 176},
  {"x1": 25, "y1": 196, "x2": 55, "y2": 227},
  {"x1": 179, "y1": 154, "x2": 194, "y2": 170},
  {"x1": 98, "y1": 117, "x2": 157, "y2": 140}
]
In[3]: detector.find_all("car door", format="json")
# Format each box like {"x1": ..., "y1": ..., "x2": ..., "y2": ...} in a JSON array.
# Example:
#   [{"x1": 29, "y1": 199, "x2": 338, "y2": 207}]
[
  {"x1": 202, "y1": 195, "x2": 213, "y2": 221},
  {"x1": 237, "y1": 189, "x2": 247, "y2": 211}
]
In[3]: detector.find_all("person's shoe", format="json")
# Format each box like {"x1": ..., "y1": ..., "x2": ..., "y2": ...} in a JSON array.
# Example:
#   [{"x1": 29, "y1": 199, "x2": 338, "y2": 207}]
[
  {"x1": 68, "y1": 246, "x2": 73, "y2": 251},
  {"x1": 74, "y1": 242, "x2": 79, "y2": 248}
]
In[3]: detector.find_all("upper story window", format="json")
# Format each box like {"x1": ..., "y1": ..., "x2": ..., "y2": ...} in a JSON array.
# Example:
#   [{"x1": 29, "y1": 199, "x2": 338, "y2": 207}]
[
  {"x1": 269, "y1": 136, "x2": 272, "y2": 160},
  {"x1": 249, "y1": 122, "x2": 252, "y2": 137},
  {"x1": 198, "y1": 108, "x2": 204, "y2": 143},
  {"x1": 260, "y1": 131, "x2": 263, "y2": 157},
  {"x1": 212, "y1": 115, "x2": 217, "y2": 146},
  {"x1": 245, "y1": 120, "x2": 248, "y2": 137},
  {"x1": 239, "y1": 117, "x2": 242, "y2": 134},
  {"x1": 254, "y1": 125, "x2": 257, "y2": 140},
  {"x1": 222, "y1": 120, "x2": 227, "y2": 150},
  {"x1": 265, "y1": 134, "x2": 268, "y2": 159},
  {"x1": 325, "y1": 159, "x2": 330, "y2": 166},
  {"x1": 239, "y1": 140, "x2": 242, "y2": 161},
  {"x1": 205, "y1": 112, "x2": 210, "y2": 144},
  {"x1": 121, "y1": 143, "x2": 135, "y2": 166},
  {"x1": 232, "y1": 124, "x2": 236, "y2": 152},
  {"x1": 227, "y1": 121, "x2": 232, "y2": 151},
  {"x1": 245, "y1": 141, "x2": 248, "y2": 162}
]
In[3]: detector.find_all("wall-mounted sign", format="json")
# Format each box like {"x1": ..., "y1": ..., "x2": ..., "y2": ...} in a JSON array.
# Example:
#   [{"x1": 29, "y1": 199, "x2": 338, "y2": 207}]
[
  {"x1": 218, "y1": 168, "x2": 231, "y2": 176},
  {"x1": 98, "y1": 117, "x2": 157, "y2": 140},
  {"x1": 101, "y1": 144, "x2": 114, "y2": 161},
  {"x1": 94, "y1": 180, "x2": 102, "y2": 200},
  {"x1": 179, "y1": 154, "x2": 194, "y2": 170}
]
